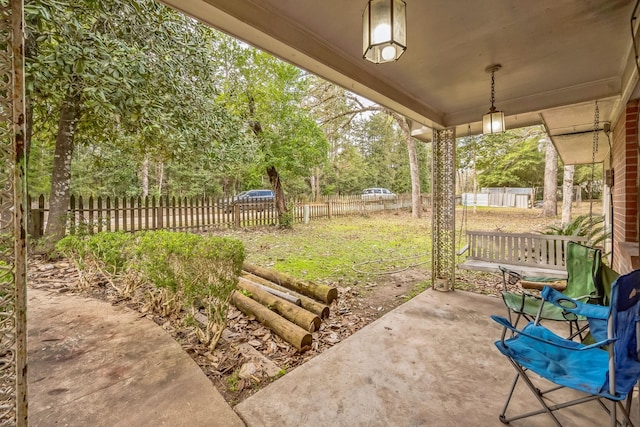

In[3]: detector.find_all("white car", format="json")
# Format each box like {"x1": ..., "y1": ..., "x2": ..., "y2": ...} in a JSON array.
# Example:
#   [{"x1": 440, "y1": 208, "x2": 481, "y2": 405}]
[{"x1": 361, "y1": 188, "x2": 396, "y2": 200}]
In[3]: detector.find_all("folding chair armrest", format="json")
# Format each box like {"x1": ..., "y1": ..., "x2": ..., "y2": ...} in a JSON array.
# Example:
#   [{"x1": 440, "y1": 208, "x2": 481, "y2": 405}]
[
  {"x1": 500, "y1": 266, "x2": 522, "y2": 291},
  {"x1": 540, "y1": 286, "x2": 609, "y2": 320},
  {"x1": 491, "y1": 315, "x2": 615, "y2": 350}
]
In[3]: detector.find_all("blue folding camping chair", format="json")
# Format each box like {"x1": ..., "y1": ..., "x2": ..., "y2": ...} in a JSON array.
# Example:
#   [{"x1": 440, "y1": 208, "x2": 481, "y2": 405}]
[{"x1": 492, "y1": 269, "x2": 640, "y2": 426}]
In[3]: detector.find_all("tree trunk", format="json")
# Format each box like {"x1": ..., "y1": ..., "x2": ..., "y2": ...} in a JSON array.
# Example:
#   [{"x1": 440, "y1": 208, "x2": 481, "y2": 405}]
[
  {"x1": 141, "y1": 154, "x2": 149, "y2": 198},
  {"x1": 392, "y1": 114, "x2": 421, "y2": 217},
  {"x1": 406, "y1": 136, "x2": 422, "y2": 218},
  {"x1": 267, "y1": 165, "x2": 287, "y2": 216},
  {"x1": 156, "y1": 161, "x2": 164, "y2": 195},
  {"x1": 44, "y1": 91, "x2": 82, "y2": 243},
  {"x1": 542, "y1": 139, "x2": 558, "y2": 217},
  {"x1": 561, "y1": 164, "x2": 575, "y2": 227},
  {"x1": 312, "y1": 166, "x2": 321, "y2": 201}
]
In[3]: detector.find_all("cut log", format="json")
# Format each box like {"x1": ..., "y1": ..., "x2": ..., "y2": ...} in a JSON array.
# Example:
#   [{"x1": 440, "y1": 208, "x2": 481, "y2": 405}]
[
  {"x1": 241, "y1": 272, "x2": 330, "y2": 319},
  {"x1": 241, "y1": 278, "x2": 301, "y2": 306},
  {"x1": 243, "y1": 262, "x2": 338, "y2": 304},
  {"x1": 231, "y1": 291, "x2": 312, "y2": 351},
  {"x1": 238, "y1": 278, "x2": 321, "y2": 332}
]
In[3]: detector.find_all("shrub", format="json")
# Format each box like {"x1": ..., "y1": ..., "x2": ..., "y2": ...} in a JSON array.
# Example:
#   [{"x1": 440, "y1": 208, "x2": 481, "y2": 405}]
[
  {"x1": 279, "y1": 202, "x2": 295, "y2": 229},
  {"x1": 57, "y1": 232, "x2": 135, "y2": 274},
  {"x1": 543, "y1": 214, "x2": 609, "y2": 248},
  {"x1": 55, "y1": 230, "x2": 245, "y2": 351}
]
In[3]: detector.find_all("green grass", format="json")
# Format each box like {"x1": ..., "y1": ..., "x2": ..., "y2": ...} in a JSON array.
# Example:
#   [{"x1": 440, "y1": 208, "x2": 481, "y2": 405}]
[
  {"x1": 211, "y1": 204, "x2": 602, "y2": 293},
  {"x1": 214, "y1": 212, "x2": 431, "y2": 286}
]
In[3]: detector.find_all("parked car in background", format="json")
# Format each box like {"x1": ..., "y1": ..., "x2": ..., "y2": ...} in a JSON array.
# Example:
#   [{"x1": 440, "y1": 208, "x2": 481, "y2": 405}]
[
  {"x1": 224, "y1": 189, "x2": 275, "y2": 212},
  {"x1": 361, "y1": 188, "x2": 396, "y2": 200}
]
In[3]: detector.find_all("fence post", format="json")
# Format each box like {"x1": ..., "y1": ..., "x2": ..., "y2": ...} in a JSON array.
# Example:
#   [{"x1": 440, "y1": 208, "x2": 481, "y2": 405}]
[
  {"x1": 28, "y1": 195, "x2": 44, "y2": 238},
  {"x1": 106, "y1": 197, "x2": 111, "y2": 232},
  {"x1": 144, "y1": 196, "x2": 149, "y2": 231},
  {"x1": 327, "y1": 201, "x2": 332, "y2": 219},
  {"x1": 114, "y1": 197, "x2": 119, "y2": 231},
  {"x1": 136, "y1": 196, "x2": 141, "y2": 232},
  {"x1": 153, "y1": 196, "x2": 159, "y2": 229},
  {"x1": 88, "y1": 195, "x2": 94, "y2": 234},
  {"x1": 37, "y1": 194, "x2": 44, "y2": 237},
  {"x1": 303, "y1": 204, "x2": 310, "y2": 224},
  {"x1": 28, "y1": 196, "x2": 37, "y2": 238},
  {"x1": 69, "y1": 194, "x2": 76, "y2": 235},
  {"x1": 97, "y1": 196, "x2": 103, "y2": 233},
  {"x1": 234, "y1": 204, "x2": 240, "y2": 228},
  {"x1": 122, "y1": 197, "x2": 128, "y2": 231},
  {"x1": 78, "y1": 195, "x2": 85, "y2": 234}
]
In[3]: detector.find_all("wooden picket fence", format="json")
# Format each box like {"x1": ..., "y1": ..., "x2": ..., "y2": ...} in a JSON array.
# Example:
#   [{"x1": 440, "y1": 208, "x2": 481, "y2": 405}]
[{"x1": 28, "y1": 193, "x2": 432, "y2": 238}]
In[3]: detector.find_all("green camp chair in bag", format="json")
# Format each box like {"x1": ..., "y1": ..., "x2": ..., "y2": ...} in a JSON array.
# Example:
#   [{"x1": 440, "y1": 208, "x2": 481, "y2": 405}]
[
  {"x1": 492, "y1": 268, "x2": 640, "y2": 426},
  {"x1": 500, "y1": 241, "x2": 603, "y2": 339}
]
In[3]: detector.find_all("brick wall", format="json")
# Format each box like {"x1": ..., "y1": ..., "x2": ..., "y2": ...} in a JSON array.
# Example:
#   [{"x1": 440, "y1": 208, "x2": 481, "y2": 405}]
[{"x1": 612, "y1": 99, "x2": 639, "y2": 273}]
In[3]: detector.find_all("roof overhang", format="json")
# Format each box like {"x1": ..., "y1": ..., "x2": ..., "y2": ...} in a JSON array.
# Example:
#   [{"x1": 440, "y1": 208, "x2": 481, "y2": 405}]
[{"x1": 159, "y1": 0, "x2": 640, "y2": 161}]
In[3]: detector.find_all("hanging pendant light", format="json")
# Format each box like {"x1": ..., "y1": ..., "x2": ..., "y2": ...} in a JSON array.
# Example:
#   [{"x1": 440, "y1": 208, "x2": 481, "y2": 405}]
[
  {"x1": 363, "y1": 0, "x2": 407, "y2": 64},
  {"x1": 482, "y1": 64, "x2": 505, "y2": 134}
]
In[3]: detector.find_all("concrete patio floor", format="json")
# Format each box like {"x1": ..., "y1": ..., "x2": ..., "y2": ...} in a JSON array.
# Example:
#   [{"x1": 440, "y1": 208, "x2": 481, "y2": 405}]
[
  {"x1": 236, "y1": 288, "x2": 639, "y2": 427},
  {"x1": 27, "y1": 284, "x2": 639, "y2": 426},
  {"x1": 27, "y1": 288, "x2": 244, "y2": 427}
]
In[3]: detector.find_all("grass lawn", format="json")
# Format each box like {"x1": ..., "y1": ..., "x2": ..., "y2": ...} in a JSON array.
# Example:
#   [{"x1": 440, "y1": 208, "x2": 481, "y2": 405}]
[{"x1": 212, "y1": 203, "x2": 598, "y2": 298}]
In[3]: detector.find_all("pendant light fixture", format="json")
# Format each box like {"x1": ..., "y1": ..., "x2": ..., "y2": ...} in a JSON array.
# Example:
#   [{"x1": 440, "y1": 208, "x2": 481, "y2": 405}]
[
  {"x1": 363, "y1": 0, "x2": 407, "y2": 64},
  {"x1": 482, "y1": 64, "x2": 505, "y2": 134}
]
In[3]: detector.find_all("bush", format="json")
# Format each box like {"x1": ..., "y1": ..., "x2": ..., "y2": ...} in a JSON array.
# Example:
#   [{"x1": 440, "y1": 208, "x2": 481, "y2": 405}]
[
  {"x1": 543, "y1": 214, "x2": 609, "y2": 248},
  {"x1": 57, "y1": 232, "x2": 135, "y2": 274},
  {"x1": 279, "y1": 202, "x2": 295, "y2": 229},
  {"x1": 56, "y1": 230, "x2": 245, "y2": 351}
]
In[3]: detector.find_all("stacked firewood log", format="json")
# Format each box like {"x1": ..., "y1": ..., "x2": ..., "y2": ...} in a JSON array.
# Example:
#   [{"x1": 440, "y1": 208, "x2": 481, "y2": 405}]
[{"x1": 231, "y1": 262, "x2": 338, "y2": 351}]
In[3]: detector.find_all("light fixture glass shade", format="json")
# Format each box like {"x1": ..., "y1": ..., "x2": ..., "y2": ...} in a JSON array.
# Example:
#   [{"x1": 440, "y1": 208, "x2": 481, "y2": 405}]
[
  {"x1": 363, "y1": 0, "x2": 406, "y2": 64},
  {"x1": 482, "y1": 110, "x2": 505, "y2": 134}
]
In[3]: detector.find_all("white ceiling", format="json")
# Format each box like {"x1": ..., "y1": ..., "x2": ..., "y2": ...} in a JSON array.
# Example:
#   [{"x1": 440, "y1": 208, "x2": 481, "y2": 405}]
[{"x1": 159, "y1": 0, "x2": 639, "y2": 165}]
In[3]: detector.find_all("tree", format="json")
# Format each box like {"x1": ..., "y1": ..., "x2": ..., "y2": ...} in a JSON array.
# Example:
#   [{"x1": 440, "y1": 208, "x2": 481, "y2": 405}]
[
  {"x1": 220, "y1": 46, "x2": 329, "y2": 219},
  {"x1": 307, "y1": 78, "x2": 426, "y2": 215},
  {"x1": 26, "y1": 0, "x2": 250, "y2": 244},
  {"x1": 466, "y1": 127, "x2": 546, "y2": 189},
  {"x1": 561, "y1": 164, "x2": 575, "y2": 226},
  {"x1": 543, "y1": 138, "x2": 558, "y2": 217}
]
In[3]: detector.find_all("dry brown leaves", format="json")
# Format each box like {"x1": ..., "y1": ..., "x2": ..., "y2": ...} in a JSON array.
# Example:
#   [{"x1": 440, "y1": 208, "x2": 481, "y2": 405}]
[{"x1": 27, "y1": 256, "x2": 379, "y2": 405}]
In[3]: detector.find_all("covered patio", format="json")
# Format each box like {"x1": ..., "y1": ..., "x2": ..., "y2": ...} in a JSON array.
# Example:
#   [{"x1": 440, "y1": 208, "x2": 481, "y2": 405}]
[
  {"x1": 234, "y1": 288, "x2": 635, "y2": 426},
  {"x1": 27, "y1": 279, "x2": 635, "y2": 426},
  {"x1": 2, "y1": 0, "x2": 640, "y2": 424}
]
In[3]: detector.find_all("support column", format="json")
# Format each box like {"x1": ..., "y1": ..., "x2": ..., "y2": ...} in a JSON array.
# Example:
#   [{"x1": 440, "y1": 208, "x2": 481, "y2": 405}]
[
  {"x1": 0, "y1": 1, "x2": 27, "y2": 425},
  {"x1": 432, "y1": 128, "x2": 456, "y2": 291}
]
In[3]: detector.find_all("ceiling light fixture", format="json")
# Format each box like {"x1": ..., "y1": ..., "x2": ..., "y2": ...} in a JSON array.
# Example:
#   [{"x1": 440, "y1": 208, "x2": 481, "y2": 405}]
[
  {"x1": 482, "y1": 64, "x2": 505, "y2": 134},
  {"x1": 363, "y1": 0, "x2": 406, "y2": 64}
]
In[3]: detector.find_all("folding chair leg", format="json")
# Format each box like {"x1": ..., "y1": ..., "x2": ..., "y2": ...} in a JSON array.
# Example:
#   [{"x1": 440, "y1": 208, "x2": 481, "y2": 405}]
[
  {"x1": 499, "y1": 371, "x2": 520, "y2": 421},
  {"x1": 615, "y1": 399, "x2": 634, "y2": 427},
  {"x1": 500, "y1": 358, "x2": 563, "y2": 426}
]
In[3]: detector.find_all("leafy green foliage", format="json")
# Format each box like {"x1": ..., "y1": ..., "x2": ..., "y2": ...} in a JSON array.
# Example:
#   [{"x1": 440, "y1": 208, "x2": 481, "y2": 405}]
[
  {"x1": 55, "y1": 230, "x2": 244, "y2": 350},
  {"x1": 458, "y1": 127, "x2": 546, "y2": 189},
  {"x1": 26, "y1": 0, "x2": 253, "y2": 203},
  {"x1": 56, "y1": 231, "x2": 134, "y2": 273},
  {"x1": 543, "y1": 214, "x2": 609, "y2": 248}
]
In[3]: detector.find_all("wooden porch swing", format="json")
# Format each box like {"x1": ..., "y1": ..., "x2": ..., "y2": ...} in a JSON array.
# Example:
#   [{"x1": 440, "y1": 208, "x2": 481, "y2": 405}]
[{"x1": 456, "y1": 102, "x2": 600, "y2": 279}]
